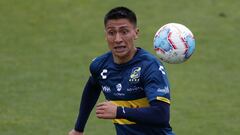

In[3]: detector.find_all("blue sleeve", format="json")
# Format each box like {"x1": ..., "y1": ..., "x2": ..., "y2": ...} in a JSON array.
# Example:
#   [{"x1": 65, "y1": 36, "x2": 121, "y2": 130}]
[
  {"x1": 74, "y1": 76, "x2": 101, "y2": 132},
  {"x1": 142, "y1": 61, "x2": 171, "y2": 104},
  {"x1": 116, "y1": 100, "x2": 170, "y2": 127}
]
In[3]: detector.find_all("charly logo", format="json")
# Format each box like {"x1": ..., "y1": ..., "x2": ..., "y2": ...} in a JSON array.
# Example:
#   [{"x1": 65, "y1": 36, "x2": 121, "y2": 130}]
[
  {"x1": 101, "y1": 69, "x2": 107, "y2": 79},
  {"x1": 159, "y1": 65, "x2": 166, "y2": 75},
  {"x1": 129, "y1": 67, "x2": 141, "y2": 83},
  {"x1": 116, "y1": 83, "x2": 122, "y2": 92},
  {"x1": 102, "y1": 85, "x2": 111, "y2": 93}
]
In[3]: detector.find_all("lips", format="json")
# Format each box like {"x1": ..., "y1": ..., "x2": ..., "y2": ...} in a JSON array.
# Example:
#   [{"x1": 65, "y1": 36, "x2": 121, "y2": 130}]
[{"x1": 114, "y1": 46, "x2": 126, "y2": 53}]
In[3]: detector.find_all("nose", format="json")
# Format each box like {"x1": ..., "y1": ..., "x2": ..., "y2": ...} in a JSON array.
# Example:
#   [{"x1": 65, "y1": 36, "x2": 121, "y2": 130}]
[{"x1": 114, "y1": 33, "x2": 123, "y2": 43}]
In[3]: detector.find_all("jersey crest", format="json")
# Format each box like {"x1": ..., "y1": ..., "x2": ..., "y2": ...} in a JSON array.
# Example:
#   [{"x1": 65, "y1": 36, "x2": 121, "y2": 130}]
[{"x1": 129, "y1": 67, "x2": 141, "y2": 83}]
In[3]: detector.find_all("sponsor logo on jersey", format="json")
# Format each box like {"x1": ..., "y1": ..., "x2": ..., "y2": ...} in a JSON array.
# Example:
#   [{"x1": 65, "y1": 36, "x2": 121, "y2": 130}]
[
  {"x1": 113, "y1": 92, "x2": 125, "y2": 96},
  {"x1": 126, "y1": 87, "x2": 143, "y2": 92},
  {"x1": 114, "y1": 83, "x2": 124, "y2": 96},
  {"x1": 129, "y1": 67, "x2": 141, "y2": 83},
  {"x1": 102, "y1": 85, "x2": 111, "y2": 93},
  {"x1": 116, "y1": 83, "x2": 122, "y2": 92},
  {"x1": 157, "y1": 86, "x2": 169, "y2": 94}
]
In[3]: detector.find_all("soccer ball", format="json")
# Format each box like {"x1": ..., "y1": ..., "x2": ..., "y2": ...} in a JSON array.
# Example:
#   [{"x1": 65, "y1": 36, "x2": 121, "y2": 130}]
[{"x1": 153, "y1": 23, "x2": 195, "y2": 64}]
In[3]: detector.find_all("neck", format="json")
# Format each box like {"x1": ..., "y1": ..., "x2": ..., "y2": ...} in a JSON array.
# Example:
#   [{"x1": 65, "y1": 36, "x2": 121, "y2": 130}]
[{"x1": 113, "y1": 47, "x2": 137, "y2": 64}]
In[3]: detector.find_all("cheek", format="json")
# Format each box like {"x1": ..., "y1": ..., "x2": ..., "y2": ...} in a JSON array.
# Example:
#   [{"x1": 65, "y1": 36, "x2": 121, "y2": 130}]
[
  {"x1": 125, "y1": 33, "x2": 137, "y2": 42},
  {"x1": 106, "y1": 39, "x2": 114, "y2": 49},
  {"x1": 124, "y1": 36, "x2": 135, "y2": 45}
]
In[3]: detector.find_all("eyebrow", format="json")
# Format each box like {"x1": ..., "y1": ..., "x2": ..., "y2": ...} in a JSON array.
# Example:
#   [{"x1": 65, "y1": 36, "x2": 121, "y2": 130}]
[{"x1": 106, "y1": 25, "x2": 130, "y2": 30}]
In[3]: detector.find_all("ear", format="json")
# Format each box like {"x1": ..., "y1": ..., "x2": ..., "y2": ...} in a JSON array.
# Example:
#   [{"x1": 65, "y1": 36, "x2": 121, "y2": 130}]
[{"x1": 134, "y1": 28, "x2": 139, "y2": 40}]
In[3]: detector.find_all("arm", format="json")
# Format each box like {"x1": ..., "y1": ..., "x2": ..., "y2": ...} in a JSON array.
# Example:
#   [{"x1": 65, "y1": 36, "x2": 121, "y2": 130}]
[
  {"x1": 116, "y1": 100, "x2": 170, "y2": 126},
  {"x1": 71, "y1": 76, "x2": 101, "y2": 134},
  {"x1": 96, "y1": 100, "x2": 170, "y2": 127}
]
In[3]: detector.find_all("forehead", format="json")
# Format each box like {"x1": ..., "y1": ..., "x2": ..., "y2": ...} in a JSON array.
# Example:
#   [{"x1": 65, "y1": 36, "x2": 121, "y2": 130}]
[{"x1": 105, "y1": 19, "x2": 135, "y2": 29}]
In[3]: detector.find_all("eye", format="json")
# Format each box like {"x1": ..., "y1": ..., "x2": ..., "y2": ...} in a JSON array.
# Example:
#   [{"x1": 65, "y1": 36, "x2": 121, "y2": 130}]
[
  {"x1": 120, "y1": 29, "x2": 129, "y2": 35},
  {"x1": 107, "y1": 30, "x2": 115, "y2": 36}
]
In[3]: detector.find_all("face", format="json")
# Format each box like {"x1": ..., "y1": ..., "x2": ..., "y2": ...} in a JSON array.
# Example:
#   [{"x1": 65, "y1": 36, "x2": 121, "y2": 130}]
[{"x1": 105, "y1": 19, "x2": 139, "y2": 60}]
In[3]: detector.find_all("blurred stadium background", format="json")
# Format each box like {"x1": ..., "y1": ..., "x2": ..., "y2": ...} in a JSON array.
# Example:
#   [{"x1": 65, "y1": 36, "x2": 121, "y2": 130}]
[{"x1": 0, "y1": 0, "x2": 239, "y2": 134}]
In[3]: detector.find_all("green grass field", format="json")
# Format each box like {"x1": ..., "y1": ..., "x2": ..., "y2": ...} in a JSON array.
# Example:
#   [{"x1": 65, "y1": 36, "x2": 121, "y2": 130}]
[{"x1": 1, "y1": 0, "x2": 240, "y2": 134}]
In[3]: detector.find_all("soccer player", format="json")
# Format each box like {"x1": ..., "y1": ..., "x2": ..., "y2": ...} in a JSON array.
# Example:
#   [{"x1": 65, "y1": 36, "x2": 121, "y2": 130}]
[{"x1": 68, "y1": 6, "x2": 175, "y2": 135}]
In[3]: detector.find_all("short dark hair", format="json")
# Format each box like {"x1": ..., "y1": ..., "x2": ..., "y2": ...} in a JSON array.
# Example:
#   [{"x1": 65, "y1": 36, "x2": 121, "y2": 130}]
[{"x1": 104, "y1": 6, "x2": 137, "y2": 27}]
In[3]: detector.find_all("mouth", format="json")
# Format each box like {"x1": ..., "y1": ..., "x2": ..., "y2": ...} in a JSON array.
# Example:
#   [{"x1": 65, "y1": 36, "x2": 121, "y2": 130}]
[{"x1": 114, "y1": 46, "x2": 126, "y2": 53}]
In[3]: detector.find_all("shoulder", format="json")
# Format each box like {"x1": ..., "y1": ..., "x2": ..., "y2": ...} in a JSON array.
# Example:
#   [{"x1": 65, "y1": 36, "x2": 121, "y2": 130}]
[
  {"x1": 136, "y1": 48, "x2": 168, "y2": 77},
  {"x1": 137, "y1": 48, "x2": 163, "y2": 66},
  {"x1": 90, "y1": 51, "x2": 112, "y2": 74}
]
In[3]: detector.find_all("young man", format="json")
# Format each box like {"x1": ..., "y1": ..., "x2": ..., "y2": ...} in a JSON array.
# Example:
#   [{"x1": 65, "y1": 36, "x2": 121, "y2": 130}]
[{"x1": 69, "y1": 7, "x2": 175, "y2": 135}]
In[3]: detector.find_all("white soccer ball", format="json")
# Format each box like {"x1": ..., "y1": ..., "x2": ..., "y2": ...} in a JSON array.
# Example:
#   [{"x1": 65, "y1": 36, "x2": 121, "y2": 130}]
[{"x1": 153, "y1": 23, "x2": 195, "y2": 64}]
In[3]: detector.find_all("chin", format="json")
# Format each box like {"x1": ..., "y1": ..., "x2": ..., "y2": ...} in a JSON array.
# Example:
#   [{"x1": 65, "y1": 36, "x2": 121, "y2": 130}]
[{"x1": 114, "y1": 52, "x2": 128, "y2": 58}]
